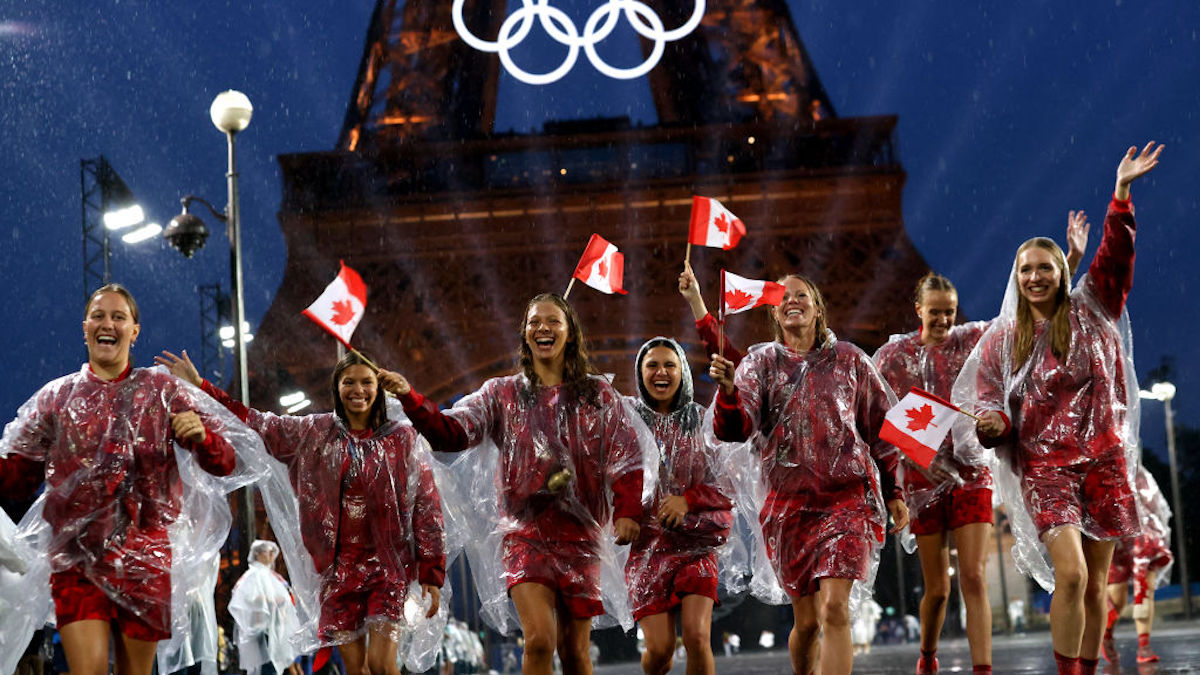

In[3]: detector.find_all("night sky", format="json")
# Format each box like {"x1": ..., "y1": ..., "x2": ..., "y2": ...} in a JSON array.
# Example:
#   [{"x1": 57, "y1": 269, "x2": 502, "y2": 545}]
[{"x1": 2, "y1": 1, "x2": 1196, "y2": 460}]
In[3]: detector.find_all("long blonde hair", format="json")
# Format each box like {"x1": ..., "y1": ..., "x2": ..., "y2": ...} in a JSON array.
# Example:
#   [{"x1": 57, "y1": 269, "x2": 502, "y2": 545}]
[
  {"x1": 1013, "y1": 237, "x2": 1071, "y2": 371},
  {"x1": 769, "y1": 274, "x2": 828, "y2": 349}
]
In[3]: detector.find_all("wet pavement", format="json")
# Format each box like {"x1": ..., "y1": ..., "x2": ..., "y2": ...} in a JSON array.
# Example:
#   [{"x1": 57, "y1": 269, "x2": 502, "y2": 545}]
[{"x1": 592, "y1": 619, "x2": 1200, "y2": 674}]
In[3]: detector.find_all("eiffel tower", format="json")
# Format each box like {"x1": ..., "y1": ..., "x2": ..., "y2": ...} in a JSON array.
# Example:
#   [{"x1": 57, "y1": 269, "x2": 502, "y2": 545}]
[{"x1": 251, "y1": 0, "x2": 930, "y2": 410}]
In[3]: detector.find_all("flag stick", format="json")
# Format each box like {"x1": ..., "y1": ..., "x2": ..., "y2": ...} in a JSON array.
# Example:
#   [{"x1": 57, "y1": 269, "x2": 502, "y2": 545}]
[
  {"x1": 718, "y1": 269, "x2": 726, "y2": 357},
  {"x1": 349, "y1": 346, "x2": 381, "y2": 371},
  {"x1": 685, "y1": 242, "x2": 692, "y2": 266},
  {"x1": 954, "y1": 407, "x2": 983, "y2": 422},
  {"x1": 563, "y1": 277, "x2": 576, "y2": 300}
]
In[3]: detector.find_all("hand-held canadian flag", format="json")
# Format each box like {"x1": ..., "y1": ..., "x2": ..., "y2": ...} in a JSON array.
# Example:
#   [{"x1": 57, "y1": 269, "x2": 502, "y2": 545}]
[
  {"x1": 879, "y1": 388, "x2": 972, "y2": 469},
  {"x1": 302, "y1": 260, "x2": 368, "y2": 349},
  {"x1": 689, "y1": 196, "x2": 746, "y2": 251},
  {"x1": 569, "y1": 233, "x2": 627, "y2": 297},
  {"x1": 722, "y1": 271, "x2": 785, "y2": 315}
]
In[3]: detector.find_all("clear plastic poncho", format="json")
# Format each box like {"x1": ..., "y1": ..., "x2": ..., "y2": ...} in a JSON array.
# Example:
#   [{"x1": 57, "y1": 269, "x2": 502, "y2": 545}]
[
  {"x1": 437, "y1": 373, "x2": 647, "y2": 633},
  {"x1": 873, "y1": 322, "x2": 992, "y2": 552},
  {"x1": 0, "y1": 365, "x2": 321, "y2": 675},
  {"x1": 951, "y1": 203, "x2": 1141, "y2": 591},
  {"x1": 1120, "y1": 465, "x2": 1174, "y2": 590},
  {"x1": 712, "y1": 333, "x2": 901, "y2": 611},
  {"x1": 200, "y1": 381, "x2": 450, "y2": 668},
  {"x1": 229, "y1": 541, "x2": 301, "y2": 675},
  {"x1": 620, "y1": 337, "x2": 744, "y2": 619}
]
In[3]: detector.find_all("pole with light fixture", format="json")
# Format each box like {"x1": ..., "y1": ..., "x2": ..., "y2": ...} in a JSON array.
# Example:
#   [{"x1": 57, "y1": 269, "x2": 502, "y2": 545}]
[
  {"x1": 81, "y1": 156, "x2": 161, "y2": 299},
  {"x1": 162, "y1": 90, "x2": 257, "y2": 563},
  {"x1": 1139, "y1": 381, "x2": 1190, "y2": 619}
]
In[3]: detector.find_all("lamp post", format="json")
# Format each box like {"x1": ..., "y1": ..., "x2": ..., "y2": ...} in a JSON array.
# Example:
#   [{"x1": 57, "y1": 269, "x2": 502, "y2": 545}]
[
  {"x1": 163, "y1": 90, "x2": 256, "y2": 565},
  {"x1": 1139, "y1": 381, "x2": 1190, "y2": 618}
]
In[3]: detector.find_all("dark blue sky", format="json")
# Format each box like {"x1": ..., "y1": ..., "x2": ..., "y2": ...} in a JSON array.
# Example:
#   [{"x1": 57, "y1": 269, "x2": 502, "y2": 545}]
[{"x1": 1, "y1": 1, "x2": 1196, "y2": 457}]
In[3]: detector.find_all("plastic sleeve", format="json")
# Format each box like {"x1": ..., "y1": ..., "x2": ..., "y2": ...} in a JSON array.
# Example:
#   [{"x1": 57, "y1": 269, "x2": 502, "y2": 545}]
[
  {"x1": 176, "y1": 427, "x2": 236, "y2": 477},
  {"x1": 683, "y1": 483, "x2": 734, "y2": 512},
  {"x1": 695, "y1": 313, "x2": 745, "y2": 364},
  {"x1": 1087, "y1": 199, "x2": 1137, "y2": 318},
  {"x1": 712, "y1": 388, "x2": 751, "y2": 442},
  {"x1": 400, "y1": 390, "x2": 471, "y2": 452},
  {"x1": 413, "y1": 455, "x2": 447, "y2": 587}
]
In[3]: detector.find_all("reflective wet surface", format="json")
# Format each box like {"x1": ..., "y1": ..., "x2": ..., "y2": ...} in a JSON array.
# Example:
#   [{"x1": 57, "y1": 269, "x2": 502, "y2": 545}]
[{"x1": 592, "y1": 620, "x2": 1200, "y2": 674}]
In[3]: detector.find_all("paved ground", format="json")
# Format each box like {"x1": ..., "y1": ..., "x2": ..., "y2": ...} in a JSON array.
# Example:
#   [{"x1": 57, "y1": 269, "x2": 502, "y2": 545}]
[{"x1": 591, "y1": 619, "x2": 1200, "y2": 674}]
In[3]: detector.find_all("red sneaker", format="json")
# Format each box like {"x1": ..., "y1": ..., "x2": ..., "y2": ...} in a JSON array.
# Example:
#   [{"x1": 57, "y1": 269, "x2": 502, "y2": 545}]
[
  {"x1": 1136, "y1": 645, "x2": 1160, "y2": 663},
  {"x1": 917, "y1": 655, "x2": 939, "y2": 675},
  {"x1": 1102, "y1": 630, "x2": 1118, "y2": 664}
]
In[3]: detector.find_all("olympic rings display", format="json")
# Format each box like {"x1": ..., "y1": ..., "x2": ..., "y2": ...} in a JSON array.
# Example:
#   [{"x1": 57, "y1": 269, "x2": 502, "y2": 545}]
[{"x1": 452, "y1": 0, "x2": 706, "y2": 85}]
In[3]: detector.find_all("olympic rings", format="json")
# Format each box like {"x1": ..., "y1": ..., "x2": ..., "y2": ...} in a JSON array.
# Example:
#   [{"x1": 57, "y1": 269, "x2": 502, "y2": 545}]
[{"x1": 452, "y1": 0, "x2": 706, "y2": 85}]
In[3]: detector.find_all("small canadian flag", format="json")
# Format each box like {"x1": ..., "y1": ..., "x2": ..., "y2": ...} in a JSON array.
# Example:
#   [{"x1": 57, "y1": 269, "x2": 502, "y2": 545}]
[
  {"x1": 879, "y1": 388, "x2": 963, "y2": 469},
  {"x1": 302, "y1": 261, "x2": 368, "y2": 348},
  {"x1": 689, "y1": 196, "x2": 746, "y2": 250},
  {"x1": 722, "y1": 271, "x2": 784, "y2": 315},
  {"x1": 572, "y1": 233, "x2": 627, "y2": 295}
]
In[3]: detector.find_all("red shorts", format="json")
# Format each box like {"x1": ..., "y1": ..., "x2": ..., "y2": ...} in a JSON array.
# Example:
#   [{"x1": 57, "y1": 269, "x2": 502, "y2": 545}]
[
  {"x1": 502, "y1": 535, "x2": 603, "y2": 619},
  {"x1": 319, "y1": 556, "x2": 406, "y2": 641},
  {"x1": 761, "y1": 506, "x2": 876, "y2": 598},
  {"x1": 51, "y1": 570, "x2": 170, "y2": 642},
  {"x1": 625, "y1": 546, "x2": 719, "y2": 621},
  {"x1": 909, "y1": 486, "x2": 994, "y2": 536},
  {"x1": 1021, "y1": 457, "x2": 1138, "y2": 539}
]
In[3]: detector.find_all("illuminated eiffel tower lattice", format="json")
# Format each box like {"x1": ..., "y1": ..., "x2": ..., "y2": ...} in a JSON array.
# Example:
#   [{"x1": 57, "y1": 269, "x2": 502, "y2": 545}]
[{"x1": 250, "y1": 0, "x2": 932, "y2": 410}]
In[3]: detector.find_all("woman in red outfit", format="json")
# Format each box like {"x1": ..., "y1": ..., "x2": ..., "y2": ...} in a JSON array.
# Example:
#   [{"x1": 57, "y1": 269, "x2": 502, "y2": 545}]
[
  {"x1": 387, "y1": 293, "x2": 644, "y2": 675},
  {"x1": 623, "y1": 337, "x2": 733, "y2": 675},
  {"x1": 874, "y1": 273, "x2": 995, "y2": 675},
  {"x1": 709, "y1": 275, "x2": 908, "y2": 675},
  {"x1": 0, "y1": 284, "x2": 235, "y2": 675},
  {"x1": 156, "y1": 349, "x2": 445, "y2": 675},
  {"x1": 963, "y1": 142, "x2": 1164, "y2": 675}
]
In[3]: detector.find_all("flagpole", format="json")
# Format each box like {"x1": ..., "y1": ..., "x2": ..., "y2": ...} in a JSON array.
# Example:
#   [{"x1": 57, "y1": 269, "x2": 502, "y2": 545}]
[
  {"x1": 348, "y1": 346, "x2": 381, "y2": 372},
  {"x1": 718, "y1": 269, "x2": 726, "y2": 357},
  {"x1": 685, "y1": 242, "x2": 692, "y2": 266},
  {"x1": 563, "y1": 277, "x2": 576, "y2": 300}
]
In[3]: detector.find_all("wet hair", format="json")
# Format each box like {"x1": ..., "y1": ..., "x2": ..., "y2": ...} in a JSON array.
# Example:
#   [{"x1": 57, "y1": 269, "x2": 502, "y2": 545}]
[
  {"x1": 914, "y1": 272, "x2": 957, "y2": 304},
  {"x1": 1013, "y1": 237, "x2": 1071, "y2": 371},
  {"x1": 770, "y1": 274, "x2": 828, "y2": 349},
  {"x1": 517, "y1": 293, "x2": 599, "y2": 404},
  {"x1": 330, "y1": 350, "x2": 387, "y2": 431},
  {"x1": 84, "y1": 283, "x2": 140, "y2": 323}
]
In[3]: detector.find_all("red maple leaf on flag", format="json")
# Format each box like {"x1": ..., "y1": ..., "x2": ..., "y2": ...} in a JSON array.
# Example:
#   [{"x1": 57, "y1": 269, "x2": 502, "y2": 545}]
[
  {"x1": 329, "y1": 299, "x2": 356, "y2": 326},
  {"x1": 904, "y1": 404, "x2": 936, "y2": 432},
  {"x1": 713, "y1": 212, "x2": 730, "y2": 238},
  {"x1": 597, "y1": 257, "x2": 609, "y2": 279},
  {"x1": 725, "y1": 288, "x2": 755, "y2": 310}
]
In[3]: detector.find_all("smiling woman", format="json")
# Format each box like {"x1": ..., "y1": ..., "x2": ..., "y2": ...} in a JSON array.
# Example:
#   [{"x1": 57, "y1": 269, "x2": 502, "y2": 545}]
[
  {"x1": 0, "y1": 283, "x2": 237, "y2": 675},
  {"x1": 155, "y1": 348, "x2": 446, "y2": 675}
]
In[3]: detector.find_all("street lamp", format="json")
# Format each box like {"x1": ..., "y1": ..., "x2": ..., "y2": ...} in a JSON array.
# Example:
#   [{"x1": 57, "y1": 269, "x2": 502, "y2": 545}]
[
  {"x1": 1139, "y1": 381, "x2": 1190, "y2": 618},
  {"x1": 163, "y1": 90, "x2": 256, "y2": 561}
]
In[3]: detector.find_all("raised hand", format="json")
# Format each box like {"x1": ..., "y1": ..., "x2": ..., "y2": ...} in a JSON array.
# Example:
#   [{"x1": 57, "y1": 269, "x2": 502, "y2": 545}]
[
  {"x1": 156, "y1": 350, "x2": 203, "y2": 387},
  {"x1": 1115, "y1": 141, "x2": 1164, "y2": 199},
  {"x1": 171, "y1": 410, "x2": 208, "y2": 444},
  {"x1": 377, "y1": 369, "x2": 412, "y2": 396},
  {"x1": 1065, "y1": 210, "x2": 1090, "y2": 275},
  {"x1": 679, "y1": 261, "x2": 708, "y2": 320},
  {"x1": 709, "y1": 354, "x2": 736, "y2": 395}
]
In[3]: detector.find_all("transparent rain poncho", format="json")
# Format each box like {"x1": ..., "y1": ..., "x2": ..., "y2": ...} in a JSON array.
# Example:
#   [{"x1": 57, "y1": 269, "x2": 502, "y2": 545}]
[
  {"x1": 620, "y1": 337, "x2": 743, "y2": 619},
  {"x1": 200, "y1": 381, "x2": 450, "y2": 668},
  {"x1": 413, "y1": 373, "x2": 646, "y2": 633},
  {"x1": 711, "y1": 332, "x2": 901, "y2": 610},
  {"x1": 0, "y1": 365, "x2": 320, "y2": 675},
  {"x1": 1113, "y1": 465, "x2": 1174, "y2": 593},
  {"x1": 229, "y1": 541, "x2": 302, "y2": 675},
  {"x1": 874, "y1": 322, "x2": 993, "y2": 551},
  {"x1": 951, "y1": 201, "x2": 1142, "y2": 591}
]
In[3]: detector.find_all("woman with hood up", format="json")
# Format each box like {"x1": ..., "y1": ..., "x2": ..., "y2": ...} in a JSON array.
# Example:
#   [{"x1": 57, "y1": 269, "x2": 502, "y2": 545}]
[{"x1": 622, "y1": 337, "x2": 734, "y2": 675}]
